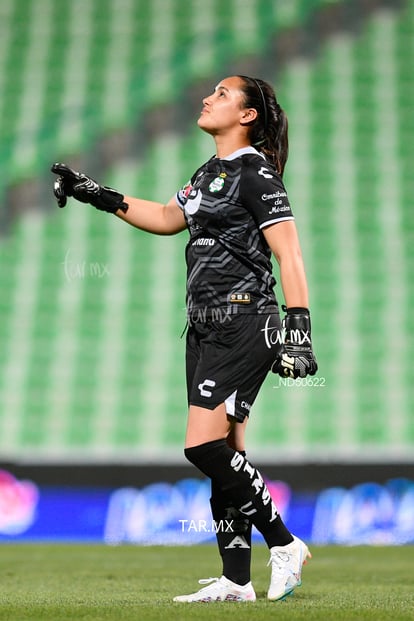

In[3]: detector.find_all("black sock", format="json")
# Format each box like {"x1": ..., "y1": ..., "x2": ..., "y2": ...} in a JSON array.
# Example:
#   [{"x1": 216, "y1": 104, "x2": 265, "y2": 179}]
[
  {"x1": 185, "y1": 440, "x2": 293, "y2": 549},
  {"x1": 210, "y1": 452, "x2": 252, "y2": 586}
]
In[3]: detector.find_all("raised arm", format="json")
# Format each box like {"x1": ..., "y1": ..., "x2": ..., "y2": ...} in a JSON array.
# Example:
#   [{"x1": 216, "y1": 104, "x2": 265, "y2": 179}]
[
  {"x1": 51, "y1": 162, "x2": 187, "y2": 235},
  {"x1": 116, "y1": 194, "x2": 187, "y2": 235}
]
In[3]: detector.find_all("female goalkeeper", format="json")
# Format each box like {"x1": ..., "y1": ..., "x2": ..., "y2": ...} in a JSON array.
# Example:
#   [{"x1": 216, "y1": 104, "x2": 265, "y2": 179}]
[{"x1": 51, "y1": 74, "x2": 317, "y2": 603}]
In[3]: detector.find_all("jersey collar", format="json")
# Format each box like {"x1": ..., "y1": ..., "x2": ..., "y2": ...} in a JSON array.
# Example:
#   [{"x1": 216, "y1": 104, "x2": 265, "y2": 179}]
[{"x1": 220, "y1": 146, "x2": 266, "y2": 161}]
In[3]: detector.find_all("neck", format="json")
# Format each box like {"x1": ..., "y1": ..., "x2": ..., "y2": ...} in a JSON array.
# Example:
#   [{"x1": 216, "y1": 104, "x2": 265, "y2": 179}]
[{"x1": 214, "y1": 135, "x2": 252, "y2": 159}]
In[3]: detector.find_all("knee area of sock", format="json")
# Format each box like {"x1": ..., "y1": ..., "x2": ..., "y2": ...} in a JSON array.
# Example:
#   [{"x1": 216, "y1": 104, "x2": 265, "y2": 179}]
[
  {"x1": 183, "y1": 445, "x2": 200, "y2": 466},
  {"x1": 184, "y1": 439, "x2": 228, "y2": 469}
]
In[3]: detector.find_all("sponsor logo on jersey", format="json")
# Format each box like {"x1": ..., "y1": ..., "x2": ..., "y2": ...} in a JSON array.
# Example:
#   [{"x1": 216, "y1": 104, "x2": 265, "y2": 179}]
[
  {"x1": 192, "y1": 238, "x2": 215, "y2": 246},
  {"x1": 261, "y1": 191, "x2": 287, "y2": 201},
  {"x1": 268, "y1": 204, "x2": 291, "y2": 214}
]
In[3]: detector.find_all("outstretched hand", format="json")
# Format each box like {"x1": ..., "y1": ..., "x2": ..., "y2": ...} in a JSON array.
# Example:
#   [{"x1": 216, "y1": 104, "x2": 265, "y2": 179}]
[
  {"x1": 51, "y1": 162, "x2": 84, "y2": 208},
  {"x1": 51, "y1": 162, "x2": 128, "y2": 213}
]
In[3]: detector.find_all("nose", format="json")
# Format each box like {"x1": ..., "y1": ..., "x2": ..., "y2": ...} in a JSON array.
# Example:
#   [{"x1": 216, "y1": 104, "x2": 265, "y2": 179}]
[{"x1": 202, "y1": 93, "x2": 213, "y2": 106}]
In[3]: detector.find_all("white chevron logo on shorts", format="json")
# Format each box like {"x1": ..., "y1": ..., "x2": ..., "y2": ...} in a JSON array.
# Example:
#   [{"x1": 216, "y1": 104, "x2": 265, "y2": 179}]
[{"x1": 198, "y1": 379, "x2": 216, "y2": 398}]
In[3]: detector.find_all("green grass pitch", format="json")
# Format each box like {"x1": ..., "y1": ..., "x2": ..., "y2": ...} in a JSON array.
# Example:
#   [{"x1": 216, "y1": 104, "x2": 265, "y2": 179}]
[{"x1": 0, "y1": 544, "x2": 413, "y2": 620}]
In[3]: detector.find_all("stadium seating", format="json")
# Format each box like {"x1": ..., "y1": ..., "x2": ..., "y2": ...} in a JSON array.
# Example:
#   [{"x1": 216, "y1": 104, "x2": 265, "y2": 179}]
[
  {"x1": 0, "y1": 0, "x2": 340, "y2": 185},
  {"x1": 258, "y1": 2, "x2": 414, "y2": 459},
  {"x1": 0, "y1": 0, "x2": 413, "y2": 464}
]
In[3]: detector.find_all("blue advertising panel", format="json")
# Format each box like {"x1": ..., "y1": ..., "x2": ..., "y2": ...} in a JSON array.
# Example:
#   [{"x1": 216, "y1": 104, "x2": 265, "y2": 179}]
[{"x1": 0, "y1": 469, "x2": 413, "y2": 544}]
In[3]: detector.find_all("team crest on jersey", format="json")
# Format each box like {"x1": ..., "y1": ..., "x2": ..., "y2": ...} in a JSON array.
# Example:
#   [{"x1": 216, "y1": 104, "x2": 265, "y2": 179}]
[{"x1": 208, "y1": 174, "x2": 226, "y2": 193}]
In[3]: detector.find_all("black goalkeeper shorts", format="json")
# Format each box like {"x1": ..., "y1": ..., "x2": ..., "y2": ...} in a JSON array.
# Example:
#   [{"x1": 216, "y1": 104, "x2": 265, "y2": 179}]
[{"x1": 186, "y1": 312, "x2": 282, "y2": 422}]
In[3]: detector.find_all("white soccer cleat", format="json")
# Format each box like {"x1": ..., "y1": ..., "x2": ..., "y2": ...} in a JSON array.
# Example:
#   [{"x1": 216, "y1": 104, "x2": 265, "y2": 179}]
[
  {"x1": 267, "y1": 535, "x2": 311, "y2": 601},
  {"x1": 173, "y1": 575, "x2": 256, "y2": 603}
]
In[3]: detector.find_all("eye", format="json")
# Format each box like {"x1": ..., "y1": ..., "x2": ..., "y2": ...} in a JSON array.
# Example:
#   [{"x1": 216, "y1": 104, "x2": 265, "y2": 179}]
[{"x1": 214, "y1": 87, "x2": 227, "y2": 98}]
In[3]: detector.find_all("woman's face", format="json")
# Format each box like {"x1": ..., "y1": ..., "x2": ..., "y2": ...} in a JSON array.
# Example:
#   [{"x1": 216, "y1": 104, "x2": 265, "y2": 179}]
[{"x1": 197, "y1": 76, "x2": 256, "y2": 136}]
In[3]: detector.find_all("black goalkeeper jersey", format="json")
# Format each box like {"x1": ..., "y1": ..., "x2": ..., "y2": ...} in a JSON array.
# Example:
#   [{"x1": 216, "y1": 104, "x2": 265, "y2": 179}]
[{"x1": 176, "y1": 146, "x2": 294, "y2": 320}]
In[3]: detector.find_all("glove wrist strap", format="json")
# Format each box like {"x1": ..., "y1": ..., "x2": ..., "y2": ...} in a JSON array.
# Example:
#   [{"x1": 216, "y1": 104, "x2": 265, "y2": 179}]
[
  {"x1": 284, "y1": 310, "x2": 312, "y2": 346},
  {"x1": 92, "y1": 187, "x2": 129, "y2": 214},
  {"x1": 286, "y1": 306, "x2": 309, "y2": 315}
]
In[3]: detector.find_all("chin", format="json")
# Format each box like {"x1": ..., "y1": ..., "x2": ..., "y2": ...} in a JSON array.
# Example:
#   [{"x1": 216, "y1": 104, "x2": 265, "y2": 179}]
[{"x1": 197, "y1": 115, "x2": 215, "y2": 133}]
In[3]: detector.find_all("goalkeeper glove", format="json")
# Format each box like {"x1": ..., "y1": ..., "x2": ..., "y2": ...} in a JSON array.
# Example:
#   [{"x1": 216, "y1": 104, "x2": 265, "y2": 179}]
[
  {"x1": 51, "y1": 162, "x2": 128, "y2": 213},
  {"x1": 272, "y1": 307, "x2": 318, "y2": 379}
]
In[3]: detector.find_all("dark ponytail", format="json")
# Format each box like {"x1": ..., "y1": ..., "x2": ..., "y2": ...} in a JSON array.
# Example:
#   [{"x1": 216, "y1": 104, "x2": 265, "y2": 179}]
[{"x1": 238, "y1": 75, "x2": 289, "y2": 176}]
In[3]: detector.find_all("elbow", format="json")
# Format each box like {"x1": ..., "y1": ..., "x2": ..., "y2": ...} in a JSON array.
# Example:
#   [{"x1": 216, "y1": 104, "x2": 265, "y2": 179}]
[{"x1": 277, "y1": 245, "x2": 303, "y2": 268}]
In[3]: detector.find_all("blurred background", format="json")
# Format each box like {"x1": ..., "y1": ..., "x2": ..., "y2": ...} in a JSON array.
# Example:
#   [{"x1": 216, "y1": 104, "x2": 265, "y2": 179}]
[{"x1": 0, "y1": 0, "x2": 413, "y2": 544}]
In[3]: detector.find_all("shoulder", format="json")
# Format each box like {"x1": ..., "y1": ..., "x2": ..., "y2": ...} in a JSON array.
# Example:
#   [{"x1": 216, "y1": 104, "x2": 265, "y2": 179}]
[
  {"x1": 240, "y1": 154, "x2": 286, "y2": 195},
  {"x1": 192, "y1": 156, "x2": 216, "y2": 179},
  {"x1": 241, "y1": 153, "x2": 280, "y2": 180},
  {"x1": 238, "y1": 153, "x2": 294, "y2": 226},
  {"x1": 220, "y1": 148, "x2": 271, "y2": 174}
]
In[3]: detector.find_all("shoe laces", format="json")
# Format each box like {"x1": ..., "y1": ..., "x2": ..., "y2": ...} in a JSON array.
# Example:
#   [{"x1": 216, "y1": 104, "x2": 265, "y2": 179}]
[
  {"x1": 197, "y1": 577, "x2": 221, "y2": 590},
  {"x1": 199, "y1": 577, "x2": 219, "y2": 585},
  {"x1": 267, "y1": 550, "x2": 292, "y2": 574}
]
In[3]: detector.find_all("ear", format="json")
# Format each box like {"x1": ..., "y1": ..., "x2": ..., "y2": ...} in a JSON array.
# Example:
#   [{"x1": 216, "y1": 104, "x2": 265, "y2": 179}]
[{"x1": 240, "y1": 108, "x2": 258, "y2": 126}]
